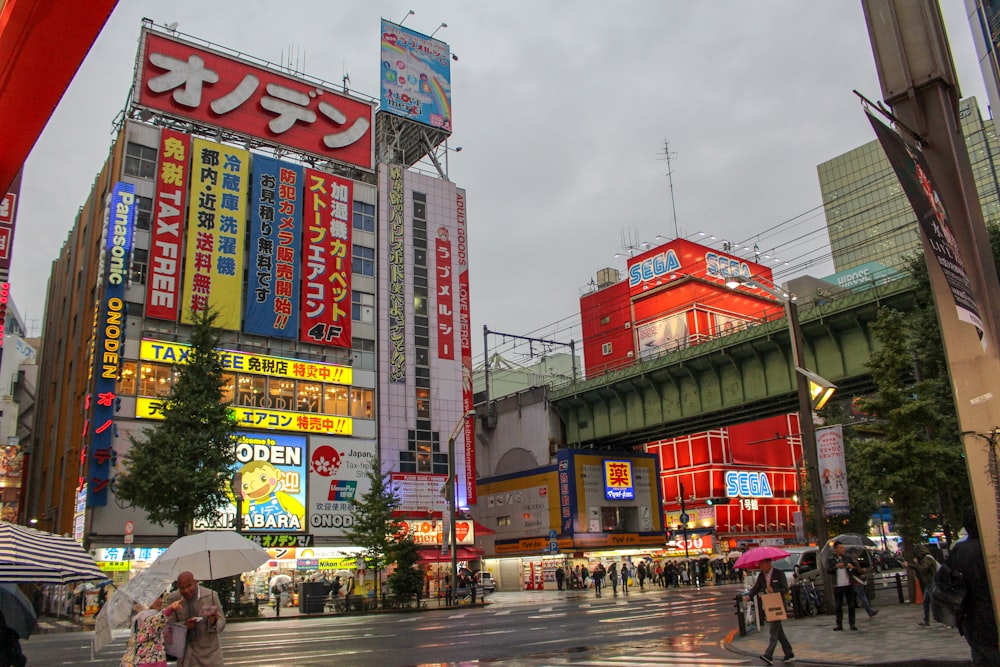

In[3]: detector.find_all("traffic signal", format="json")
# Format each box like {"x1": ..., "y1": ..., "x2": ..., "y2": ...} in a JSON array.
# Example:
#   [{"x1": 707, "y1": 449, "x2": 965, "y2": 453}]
[
  {"x1": 706, "y1": 497, "x2": 731, "y2": 506},
  {"x1": 0, "y1": 282, "x2": 9, "y2": 347}
]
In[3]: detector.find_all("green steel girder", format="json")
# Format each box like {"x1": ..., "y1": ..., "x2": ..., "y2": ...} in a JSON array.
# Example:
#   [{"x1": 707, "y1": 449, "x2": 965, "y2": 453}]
[{"x1": 550, "y1": 277, "x2": 917, "y2": 449}]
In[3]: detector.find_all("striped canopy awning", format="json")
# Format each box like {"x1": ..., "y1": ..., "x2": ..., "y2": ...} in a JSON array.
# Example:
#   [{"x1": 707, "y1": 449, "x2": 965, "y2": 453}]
[{"x1": 0, "y1": 522, "x2": 104, "y2": 584}]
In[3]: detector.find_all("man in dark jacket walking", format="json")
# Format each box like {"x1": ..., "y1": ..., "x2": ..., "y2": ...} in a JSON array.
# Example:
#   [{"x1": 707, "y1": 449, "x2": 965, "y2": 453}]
[
  {"x1": 742, "y1": 558, "x2": 794, "y2": 664},
  {"x1": 909, "y1": 544, "x2": 938, "y2": 626},
  {"x1": 828, "y1": 540, "x2": 860, "y2": 631},
  {"x1": 949, "y1": 506, "x2": 999, "y2": 666}
]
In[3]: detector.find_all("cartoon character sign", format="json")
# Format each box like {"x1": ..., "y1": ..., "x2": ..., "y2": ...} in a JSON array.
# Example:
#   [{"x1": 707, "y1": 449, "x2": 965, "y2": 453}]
[{"x1": 231, "y1": 433, "x2": 307, "y2": 532}]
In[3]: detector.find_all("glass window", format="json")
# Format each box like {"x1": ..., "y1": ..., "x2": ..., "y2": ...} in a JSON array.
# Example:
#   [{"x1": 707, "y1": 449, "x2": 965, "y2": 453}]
[
  {"x1": 297, "y1": 381, "x2": 322, "y2": 413},
  {"x1": 124, "y1": 142, "x2": 157, "y2": 180},
  {"x1": 134, "y1": 195, "x2": 153, "y2": 231},
  {"x1": 353, "y1": 201, "x2": 375, "y2": 233},
  {"x1": 351, "y1": 388, "x2": 373, "y2": 418},
  {"x1": 352, "y1": 291, "x2": 374, "y2": 323},
  {"x1": 130, "y1": 248, "x2": 148, "y2": 286},
  {"x1": 415, "y1": 388, "x2": 430, "y2": 419},
  {"x1": 237, "y1": 375, "x2": 266, "y2": 407},
  {"x1": 268, "y1": 378, "x2": 295, "y2": 411},
  {"x1": 220, "y1": 373, "x2": 235, "y2": 404},
  {"x1": 351, "y1": 338, "x2": 375, "y2": 372},
  {"x1": 352, "y1": 245, "x2": 375, "y2": 276},
  {"x1": 324, "y1": 384, "x2": 350, "y2": 416},
  {"x1": 139, "y1": 362, "x2": 171, "y2": 397},
  {"x1": 117, "y1": 361, "x2": 138, "y2": 396}
]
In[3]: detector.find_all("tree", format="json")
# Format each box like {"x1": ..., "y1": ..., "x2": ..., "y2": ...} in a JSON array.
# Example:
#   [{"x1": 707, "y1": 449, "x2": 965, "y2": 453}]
[
  {"x1": 344, "y1": 457, "x2": 403, "y2": 604},
  {"x1": 115, "y1": 308, "x2": 239, "y2": 536},
  {"x1": 386, "y1": 537, "x2": 425, "y2": 605}
]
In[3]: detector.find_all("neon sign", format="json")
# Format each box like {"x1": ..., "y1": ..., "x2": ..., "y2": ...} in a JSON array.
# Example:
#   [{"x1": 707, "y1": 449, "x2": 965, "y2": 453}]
[{"x1": 724, "y1": 470, "x2": 774, "y2": 498}]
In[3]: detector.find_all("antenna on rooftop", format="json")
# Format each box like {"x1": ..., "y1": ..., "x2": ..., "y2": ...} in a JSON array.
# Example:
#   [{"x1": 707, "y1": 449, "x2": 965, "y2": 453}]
[{"x1": 657, "y1": 140, "x2": 679, "y2": 239}]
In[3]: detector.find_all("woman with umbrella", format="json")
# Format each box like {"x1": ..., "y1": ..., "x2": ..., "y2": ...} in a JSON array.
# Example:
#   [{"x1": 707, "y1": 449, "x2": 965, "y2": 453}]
[
  {"x1": 738, "y1": 546, "x2": 795, "y2": 665},
  {"x1": 119, "y1": 596, "x2": 182, "y2": 667}
]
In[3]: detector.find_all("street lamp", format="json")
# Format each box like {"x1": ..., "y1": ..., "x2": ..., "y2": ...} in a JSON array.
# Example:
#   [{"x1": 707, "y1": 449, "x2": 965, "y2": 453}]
[
  {"x1": 447, "y1": 410, "x2": 476, "y2": 591},
  {"x1": 725, "y1": 276, "x2": 831, "y2": 548}
]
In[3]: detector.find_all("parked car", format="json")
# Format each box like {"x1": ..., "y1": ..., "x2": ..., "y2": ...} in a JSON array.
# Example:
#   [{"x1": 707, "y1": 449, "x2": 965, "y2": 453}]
[
  {"x1": 475, "y1": 571, "x2": 496, "y2": 594},
  {"x1": 771, "y1": 547, "x2": 821, "y2": 585}
]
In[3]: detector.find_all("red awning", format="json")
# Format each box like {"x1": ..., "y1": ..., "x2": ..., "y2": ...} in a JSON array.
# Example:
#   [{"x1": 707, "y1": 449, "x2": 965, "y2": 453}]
[{"x1": 416, "y1": 547, "x2": 483, "y2": 563}]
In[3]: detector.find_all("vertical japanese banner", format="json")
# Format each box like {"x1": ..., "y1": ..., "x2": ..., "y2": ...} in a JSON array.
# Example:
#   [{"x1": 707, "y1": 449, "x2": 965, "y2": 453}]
[
  {"x1": 246, "y1": 156, "x2": 302, "y2": 338},
  {"x1": 387, "y1": 165, "x2": 406, "y2": 381},
  {"x1": 301, "y1": 169, "x2": 352, "y2": 348},
  {"x1": 181, "y1": 138, "x2": 248, "y2": 330},
  {"x1": 0, "y1": 169, "x2": 23, "y2": 279},
  {"x1": 435, "y1": 227, "x2": 455, "y2": 359},
  {"x1": 146, "y1": 129, "x2": 189, "y2": 321},
  {"x1": 815, "y1": 424, "x2": 850, "y2": 516},
  {"x1": 456, "y1": 190, "x2": 475, "y2": 504},
  {"x1": 88, "y1": 182, "x2": 135, "y2": 507}
]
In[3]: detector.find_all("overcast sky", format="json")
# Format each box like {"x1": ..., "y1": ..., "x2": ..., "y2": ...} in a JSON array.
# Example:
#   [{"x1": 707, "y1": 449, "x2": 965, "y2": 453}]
[{"x1": 11, "y1": 1, "x2": 988, "y2": 367}]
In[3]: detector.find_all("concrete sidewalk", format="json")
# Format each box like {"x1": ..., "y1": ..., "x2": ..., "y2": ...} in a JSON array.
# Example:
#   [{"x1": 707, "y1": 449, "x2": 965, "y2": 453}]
[{"x1": 725, "y1": 601, "x2": 973, "y2": 666}]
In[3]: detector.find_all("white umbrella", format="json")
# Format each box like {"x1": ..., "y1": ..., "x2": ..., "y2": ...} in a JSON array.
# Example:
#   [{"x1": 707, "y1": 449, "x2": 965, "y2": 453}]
[
  {"x1": 152, "y1": 531, "x2": 269, "y2": 580},
  {"x1": 0, "y1": 522, "x2": 104, "y2": 584},
  {"x1": 269, "y1": 573, "x2": 292, "y2": 589},
  {"x1": 92, "y1": 566, "x2": 175, "y2": 655}
]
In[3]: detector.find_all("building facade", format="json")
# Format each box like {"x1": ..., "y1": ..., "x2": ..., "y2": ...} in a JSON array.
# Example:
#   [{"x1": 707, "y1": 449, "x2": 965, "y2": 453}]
[{"x1": 818, "y1": 96, "x2": 1000, "y2": 274}]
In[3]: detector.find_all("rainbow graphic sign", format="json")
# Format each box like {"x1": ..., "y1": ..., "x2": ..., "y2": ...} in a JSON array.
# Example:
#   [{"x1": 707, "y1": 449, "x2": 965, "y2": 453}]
[{"x1": 380, "y1": 19, "x2": 453, "y2": 133}]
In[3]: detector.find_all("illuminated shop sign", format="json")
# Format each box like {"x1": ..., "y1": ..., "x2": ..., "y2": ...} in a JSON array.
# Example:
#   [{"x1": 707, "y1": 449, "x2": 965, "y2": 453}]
[
  {"x1": 705, "y1": 252, "x2": 751, "y2": 283},
  {"x1": 628, "y1": 248, "x2": 680, "y2": 287},
  {"x1": 139, "y1": 339, "x2": 352, "y2": 384},
  {"x1": 603, "y1": 460, "x2": 635, "y2": 500},
  {"x1": 724, "y1": 470, "x2": 774, "y2": 498},
  {"x1": 136, "y1": 397, "x2": 352, "y2": 437},
  {"x1": 395, "y1": 519, "x2": 474, "y2": 546}
]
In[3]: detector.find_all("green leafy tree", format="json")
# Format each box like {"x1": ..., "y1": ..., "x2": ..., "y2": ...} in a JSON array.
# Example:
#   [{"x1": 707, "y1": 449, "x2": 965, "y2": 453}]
[
  {"x1": 344, "y1": 457, "x2": 403, "y2": 604},
  {"x1": 386, "y1": 537, "x2": 425, "y2": 605},
  {"x1": 115, "y1": 309, "x2": 239, "y2": 536}
]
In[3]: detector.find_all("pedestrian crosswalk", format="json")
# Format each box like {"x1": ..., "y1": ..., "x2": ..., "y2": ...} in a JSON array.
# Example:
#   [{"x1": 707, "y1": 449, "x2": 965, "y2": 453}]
[{"x1": 532, "y1": 651, "x2": 751, "y2": 666}]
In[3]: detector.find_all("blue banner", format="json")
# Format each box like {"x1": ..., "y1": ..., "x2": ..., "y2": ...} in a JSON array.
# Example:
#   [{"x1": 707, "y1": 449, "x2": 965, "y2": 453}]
[
  {"x1": 88, "y1": 182, "x2": 135, "y2": 507},
  {"x1": 245, "y1": 155, "x2": 302, "y2": 338}
]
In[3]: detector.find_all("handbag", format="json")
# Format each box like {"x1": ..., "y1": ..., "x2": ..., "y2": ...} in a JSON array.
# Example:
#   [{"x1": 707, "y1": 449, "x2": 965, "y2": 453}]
[
  {"x1": 931, "y1": 561, "x2": 966, "y2": 627},
  {"x1": 759, "y1": 591, "x2": 788, "y2": 621},
  {"x1": 163, "y1": 622, "x2": 187, "y2": 660}
]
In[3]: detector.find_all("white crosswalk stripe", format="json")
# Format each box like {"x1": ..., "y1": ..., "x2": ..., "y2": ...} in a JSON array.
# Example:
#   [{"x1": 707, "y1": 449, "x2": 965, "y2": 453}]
[{"x1": 537, "y1": 651, "x2": 751, "y2": 666}]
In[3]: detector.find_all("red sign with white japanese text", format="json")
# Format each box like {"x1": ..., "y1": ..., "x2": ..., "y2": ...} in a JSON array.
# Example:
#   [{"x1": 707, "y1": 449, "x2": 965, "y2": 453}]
[
  {"x1": 146, "y1": 129, "x2": 189, "y2": 321},
  {"x1": 136, "y1": 30, "x2": 374, "y2": 170},
  {"x1": 457, "y1": 191, "x2": 475, "y2": 504},
  {"x1": 435, "y1": 228, "x2": 454, "y2": 360},
  {"x1": 301, "y1": 170, "x2": 352, "y2": 348},
  {"x1": 0, "y1": 169, "x2": 23, "y2": 276}
]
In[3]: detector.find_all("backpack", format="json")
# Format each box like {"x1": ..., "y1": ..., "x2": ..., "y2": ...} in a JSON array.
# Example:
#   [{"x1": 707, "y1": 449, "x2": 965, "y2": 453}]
[{"x1": 930, "y1": 560, "x2": 966, "y2": 627}]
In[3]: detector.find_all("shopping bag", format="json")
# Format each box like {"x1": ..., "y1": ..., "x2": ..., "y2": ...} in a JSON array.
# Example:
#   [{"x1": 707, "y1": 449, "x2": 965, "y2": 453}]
[
  {"x1": 759, "y1": 592, "x2": 787, "y2": 621},
  {"x1": 164, "y1": 622, "x2": 187, "y2": 660}
]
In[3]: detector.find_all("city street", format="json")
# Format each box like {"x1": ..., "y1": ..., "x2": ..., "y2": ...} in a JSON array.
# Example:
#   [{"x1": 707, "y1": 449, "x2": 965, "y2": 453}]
[{"x1": 24, "y1": 585, "x2": 748, "y2": 666}]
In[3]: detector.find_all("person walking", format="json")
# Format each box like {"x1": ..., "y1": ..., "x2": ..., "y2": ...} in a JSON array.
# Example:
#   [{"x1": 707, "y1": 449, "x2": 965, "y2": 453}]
[
  {"x1": 850, "y1": 563, "x2": 878, "y2": 619},
  {"x1": 637, "y1": 561, "x2": 647, "y2": 590},
  {"x1": 827, "y1": 541, "x2": 859, "y2": 631},
  {"x1": 608, "y1": 562, "x2": 619, "y2": 596},
  {"x1": 908, "y1": 544, "x2": 938, "y2": 626},
  {"x1": 165, "y1": 571, "x2": 226, "y2": 667},
  {"x1": 120, "y1": 596, "x2": 183, "y2": 667},
  {"x1": 620, "y1": 561, "x2": 630, "y2": 595},
  {"x1": 948, "y1": 506, "x2": 999, "y2": 667},
  {"x1": 592, "y1": 562, "x2": 606, "y2": 597},
  {"x1": 742, "y1": 558, "x2": 794, "y2": 665},
  {"x1": 555, "y1": 566, "x2": 565, "y2": 591}
]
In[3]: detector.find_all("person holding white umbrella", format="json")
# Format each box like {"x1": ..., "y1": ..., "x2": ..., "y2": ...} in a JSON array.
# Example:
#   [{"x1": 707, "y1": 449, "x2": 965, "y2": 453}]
[{"x1": 164, "y1": 572, "x2": 226, "y2": 667}]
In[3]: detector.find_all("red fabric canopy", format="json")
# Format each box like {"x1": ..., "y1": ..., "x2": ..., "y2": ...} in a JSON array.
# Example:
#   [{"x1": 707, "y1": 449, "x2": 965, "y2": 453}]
[{"x1": 416, "y1": 547, "x2": 483, "y2": 563}]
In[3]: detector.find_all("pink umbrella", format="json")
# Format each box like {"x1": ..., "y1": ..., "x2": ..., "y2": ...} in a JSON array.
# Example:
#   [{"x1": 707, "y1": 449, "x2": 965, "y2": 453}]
[{"x1": 733, "y1": 546, "x2": 791, "y2": 570}]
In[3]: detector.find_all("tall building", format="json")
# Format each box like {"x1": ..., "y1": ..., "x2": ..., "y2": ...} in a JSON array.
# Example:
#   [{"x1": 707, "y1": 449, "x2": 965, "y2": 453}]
[
  {"x1": 817, "y1": 96, "x2": 1000, "y2": 274},
  {"x1": 24, "y1": 21, "x2": 472, "y2": 586}
]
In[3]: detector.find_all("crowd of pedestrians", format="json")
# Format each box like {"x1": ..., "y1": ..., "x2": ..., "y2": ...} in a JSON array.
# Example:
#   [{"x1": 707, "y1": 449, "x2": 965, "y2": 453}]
[{"x1": 554, "y1": 556, "x2": 745, "y2": 595}]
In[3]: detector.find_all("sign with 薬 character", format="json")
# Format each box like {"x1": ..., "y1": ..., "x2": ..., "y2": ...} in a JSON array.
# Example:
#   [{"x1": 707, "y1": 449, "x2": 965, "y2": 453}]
[{"x1": 603, "y1": 460, "x2": 635, "y2": 501}]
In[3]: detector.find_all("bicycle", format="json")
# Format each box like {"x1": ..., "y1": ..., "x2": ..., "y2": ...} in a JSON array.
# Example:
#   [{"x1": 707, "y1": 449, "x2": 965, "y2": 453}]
[{"x1": 799, "y1": 580, "x2": 825, "y2": 616}]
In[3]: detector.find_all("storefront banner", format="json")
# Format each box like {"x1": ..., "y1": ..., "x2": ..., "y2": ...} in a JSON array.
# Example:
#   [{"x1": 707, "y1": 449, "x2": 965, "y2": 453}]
[
  {"x1": 146, "y1": 128, "x2": 189, "y2": 321},
  {"x1": 301, "y1": 169, "x2": 352, "y2": 348},
  {"x1": 386, "y1": 165, "x2": 406, "y2": 382},
  {"x1": 308, "y1": 436, "x2": 376, "y2": 537},
  {"x1": 816, "y1": 424, "x2": 850, "y2": 516},
  {"x1": 0, "y1": 169, "x2": 22, "y2": 275},
  {"x1": 180, "y1": 138, "x2": 248, "y2": 330},
  {"x1": 664, "y1": 534, "x2": 714, "y2": 557},
  {"x1": 140, "y1": 339, "x2": 352, "y2": 384},
  {"x1": 435, "y1": 228, "x2": 455, "y2": 359},
  {"x1": 246, "y1": 155, "x2": 302, "y2": 338},
  {"x1": 390, "y1": 472, "x2": 448, "y2": 515},
  {"x1": 87, "y1": 181, "x2": 135, "y2": 507},
  {"x1": 194, "y1": 433, "x2": 307, "y2": 532},
  {"x1": 137, "y1": 397, "x2": 352, "y2": 437},
  {"x1": 396, "y1": 519, "x2": 474, "y2": 546},
  {"x1": 456, "y1": 190, "x2": 474, "y2": 504}
]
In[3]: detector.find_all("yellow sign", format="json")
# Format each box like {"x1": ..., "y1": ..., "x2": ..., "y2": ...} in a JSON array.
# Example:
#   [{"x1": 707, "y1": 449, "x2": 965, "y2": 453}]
[
  {"x1": 137, "y1": 397, "x2": 353, "y2": 436},
  {"x1": 97, "y1": 561, "x2": 131, "y2": 572},
  {"x1": 181, "y1": 138, "x2": 249, "y2": 330},
  {"x1": 318, "y1": 557, "x2": 357, "y2": 570},
  {"x1": 140, "y1": 339, "x2": 352, "y2": 384}
]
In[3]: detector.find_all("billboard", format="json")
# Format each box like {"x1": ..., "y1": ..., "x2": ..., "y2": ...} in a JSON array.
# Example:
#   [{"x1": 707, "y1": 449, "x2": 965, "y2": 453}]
[
  {"x1": 815, "y1": 424, "x2": 850, "y2": 516},
  {"x1": 180, "y1": 138, "x2": 248, "y2": 330},
  {"x1": 136, "y1": 30, "x2": 374, "y2": 170},
  {"x1": 390, "y1": 472, "x2": 448, "y2": 516},
  {"x1": 0, "y1": 169, "x2": 22, "y2": 277},
  {"x1": 456, "y1": 191, "x2": 474, "y2": 503},
  {"x1": 87, "y1": 182, "x2": 136, "y2": 506},
  {"x1": 301, "y1": 169, "x2": 352, "y2": 348},
  {"x1": 626, "y1": 238, "x2": 775, "y2": 299},
  {"x1": 246, "y1": 155, "x2": 302, "y2": 338},
  {"x1": 380, "y1": 20, "x2": 452, "y2": 132},
  {"x1": 146, "y1": 129, "x2": 189, "y2": 321},
  {"x1": 386, "y1": 165, "x2": 406, "y2": 381},
  {"x1": 307, "y1": 436, "x2": 377, "y2": 537}
]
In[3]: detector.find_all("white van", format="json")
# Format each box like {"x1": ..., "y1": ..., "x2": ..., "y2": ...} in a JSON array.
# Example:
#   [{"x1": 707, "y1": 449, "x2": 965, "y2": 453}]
[{"x1": 771, "y1": 547, "x2": 821, "y2": 585}]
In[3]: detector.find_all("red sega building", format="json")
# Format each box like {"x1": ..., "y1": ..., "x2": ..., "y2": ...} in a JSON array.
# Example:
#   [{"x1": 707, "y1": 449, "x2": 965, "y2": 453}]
[{"x1": 578, "y1": 238, "x2": 806, "y2": 547}]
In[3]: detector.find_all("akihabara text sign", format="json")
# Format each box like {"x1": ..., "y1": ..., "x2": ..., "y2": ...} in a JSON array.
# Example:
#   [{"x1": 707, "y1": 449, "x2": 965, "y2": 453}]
[
  {"x1": 380, "y1": 20, "x2": 452, "y2": 132},
  {"x1": 87, "y1": 182, "x2": 135, "y2": 506},
  {"x1": 137, "y1": 30, "x2": 374, "y2": 169},
  {"x1": 308, "y1": 436, "x2": 376, "y2": 537},
  {"x1": 194, "y1": 433, "x2": 306, "y2": 532},
  {"x1": 816, "y1": 424, "x2": 850, "y2": 516}
]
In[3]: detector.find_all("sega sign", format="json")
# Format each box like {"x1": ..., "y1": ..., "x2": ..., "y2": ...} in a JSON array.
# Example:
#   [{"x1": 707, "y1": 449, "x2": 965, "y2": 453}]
[
  {"x1": 724, "y1": 470, "x2": 774, "y2": 498},
  {"x1": 705, "y1": 252, "x2": 752, "y2": 283},
  {"x1": 628, "y1": 249, "x2": 681, "y2": 287}
]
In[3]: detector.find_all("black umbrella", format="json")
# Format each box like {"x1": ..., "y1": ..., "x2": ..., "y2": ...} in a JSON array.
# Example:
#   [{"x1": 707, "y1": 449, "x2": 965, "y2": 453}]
[
  {"x1": 826, "y1": 533, "x2": 876, "y2": 549},
  {"x1": 0, "y1": 584, "x2": 37, "y2": 639}
]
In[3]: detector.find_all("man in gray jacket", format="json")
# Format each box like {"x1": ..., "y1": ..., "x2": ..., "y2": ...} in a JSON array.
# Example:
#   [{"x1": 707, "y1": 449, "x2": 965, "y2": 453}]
[{"x1": 166, "y1": 571, "x2": 227, "y2": 667}]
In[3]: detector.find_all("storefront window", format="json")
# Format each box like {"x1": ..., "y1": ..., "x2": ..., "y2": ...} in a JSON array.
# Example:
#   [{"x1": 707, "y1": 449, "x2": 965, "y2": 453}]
[
  {"x1": 351, "y1": 388, "x2": 373, "y2": 418},
  {"x1": 324, "y1": 385, "x2": 349, "y2": 416},
  {"x1": 139, "y1": 363, "x2": 171, "y2": 397},
  {"x1": 220, "y1": 373, "x2": 235, "y2": 404},
  {"x1": 237, "y1": 375, "x2": 266, "y2": 407},
  {"x1": 268, "y1": 378, "x2": 295, "y2": 411},
  {"x1": 117, "y1": 361, "x2": 137, "y2": 395},
  {"x1": 297, "y1": 381, "x2": 322, "y2": 413}
]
